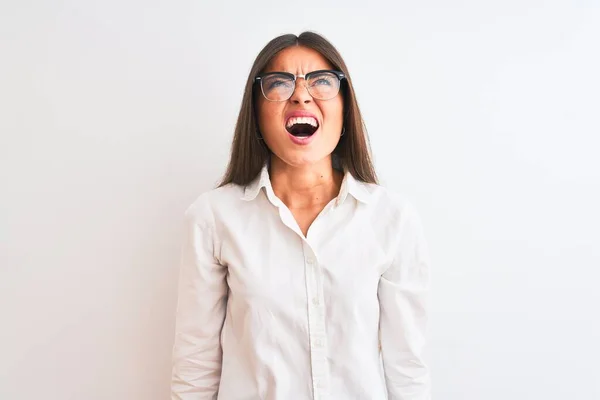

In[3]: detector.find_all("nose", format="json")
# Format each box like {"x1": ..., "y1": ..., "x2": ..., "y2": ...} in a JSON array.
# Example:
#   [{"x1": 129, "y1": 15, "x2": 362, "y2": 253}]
[{"x1": 289, "y1": 77, "x2": 312, "y2": 104}]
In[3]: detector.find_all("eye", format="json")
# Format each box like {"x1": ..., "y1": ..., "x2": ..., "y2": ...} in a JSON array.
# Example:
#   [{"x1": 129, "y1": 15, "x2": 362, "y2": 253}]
[
  {"x1": 314, "y1": 78, "x2": 332, "y2": 86},
  {"x1": 268, "y1": 79, "x2": 287, "y2": 89},
  {"x1": 263, "y1": 74, "x2": 294, "y2": 90},
  {"x1": 309, "y1": 73, "x2": 336, "y2": 87}
]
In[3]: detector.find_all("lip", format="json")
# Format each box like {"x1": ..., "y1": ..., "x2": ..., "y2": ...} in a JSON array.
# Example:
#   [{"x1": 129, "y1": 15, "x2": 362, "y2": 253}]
[{"x1": 284, "y1": 110, "x2": 320, "y2": 146}]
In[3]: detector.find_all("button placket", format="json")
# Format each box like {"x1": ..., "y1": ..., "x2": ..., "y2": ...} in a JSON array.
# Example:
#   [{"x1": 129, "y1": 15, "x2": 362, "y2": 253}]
[{"x1": 303, "y1": 243, "x2": 329, "y2": 399}]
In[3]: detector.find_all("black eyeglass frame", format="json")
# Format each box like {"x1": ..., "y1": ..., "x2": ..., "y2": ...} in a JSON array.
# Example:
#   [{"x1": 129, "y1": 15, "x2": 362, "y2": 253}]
[{"x1": 254, "y1": 69, "x2": 346, "y2": 102}]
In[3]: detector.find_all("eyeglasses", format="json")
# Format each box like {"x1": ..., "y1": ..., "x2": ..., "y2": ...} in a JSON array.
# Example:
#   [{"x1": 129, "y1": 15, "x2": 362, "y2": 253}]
[{"x1": 254, "y1": 69, "x2": 346, "y2": 102}]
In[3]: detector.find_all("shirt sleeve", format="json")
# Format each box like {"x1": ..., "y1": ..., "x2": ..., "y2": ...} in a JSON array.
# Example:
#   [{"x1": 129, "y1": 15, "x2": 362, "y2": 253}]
[
  {"x1": 171, "y1": 205, "x2": 228, "y2": 400},
  {"x1": 378, "y1": 201, "x2": 431, "y2": 400}
]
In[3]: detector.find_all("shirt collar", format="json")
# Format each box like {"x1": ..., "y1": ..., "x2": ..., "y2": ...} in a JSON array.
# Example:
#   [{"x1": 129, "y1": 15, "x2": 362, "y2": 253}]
[
  {"x1": 242, "y1": 162, "x2": 373, "y2": 205},
  {"x1": 241, "y1": 162, "x2": 273, "y2": 202},
  {"x1": 336, "y1": 168, "x2": 373, "y2": 205}
]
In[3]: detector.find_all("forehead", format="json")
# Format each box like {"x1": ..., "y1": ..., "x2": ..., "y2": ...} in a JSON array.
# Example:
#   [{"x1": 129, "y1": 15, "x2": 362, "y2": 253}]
[{"x1": 265, "y1": 45, "x2": 334, "y2": 74}]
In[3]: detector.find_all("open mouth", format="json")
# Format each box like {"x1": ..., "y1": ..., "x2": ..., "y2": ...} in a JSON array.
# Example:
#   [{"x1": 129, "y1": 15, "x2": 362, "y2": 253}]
[{"x1": 285, "y1": 116, "x2": 319, "y2": 138}]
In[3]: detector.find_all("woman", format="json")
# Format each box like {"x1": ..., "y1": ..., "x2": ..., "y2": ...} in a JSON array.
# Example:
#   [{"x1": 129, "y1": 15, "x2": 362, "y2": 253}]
[{"x1": 171, "y1": 32, "x2": 431, "y2": 400}]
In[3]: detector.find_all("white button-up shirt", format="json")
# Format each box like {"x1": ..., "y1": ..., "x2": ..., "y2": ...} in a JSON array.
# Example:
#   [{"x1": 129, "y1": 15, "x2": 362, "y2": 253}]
[{"x1": 171, "y1": 164, "x2": 431, "y2": 400}]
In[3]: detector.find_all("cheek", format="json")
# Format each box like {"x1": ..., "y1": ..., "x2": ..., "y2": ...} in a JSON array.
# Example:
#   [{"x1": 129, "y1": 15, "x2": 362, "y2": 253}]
[
  {"x1": 321, "y1": 98, "x2": 344, "y2": 128},
  {"x1": 257, "y1": 102, "x2": 283, "y2": 132}
]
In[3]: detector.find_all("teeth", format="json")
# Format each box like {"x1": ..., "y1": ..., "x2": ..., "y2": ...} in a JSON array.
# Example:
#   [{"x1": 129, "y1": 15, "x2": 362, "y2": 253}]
[{"x1": 286, "y1": 116, "x2": 318, "y2": 128}]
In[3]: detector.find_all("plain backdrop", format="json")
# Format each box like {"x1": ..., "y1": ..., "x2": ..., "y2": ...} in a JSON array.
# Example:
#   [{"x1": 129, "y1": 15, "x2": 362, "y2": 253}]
[{"x1": 1, "y1": 1, "x2": 599, "y2": 399}]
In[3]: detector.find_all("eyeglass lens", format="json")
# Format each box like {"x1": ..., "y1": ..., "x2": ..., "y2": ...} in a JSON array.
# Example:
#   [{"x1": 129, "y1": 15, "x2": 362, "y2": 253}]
[{"x1": 260, "y1": 72, "x2": 340, "y2": 101}]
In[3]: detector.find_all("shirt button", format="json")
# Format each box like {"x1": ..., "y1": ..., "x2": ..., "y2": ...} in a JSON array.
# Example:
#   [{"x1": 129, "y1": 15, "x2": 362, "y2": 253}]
[
  {"x1": 312, "y1": 297, "x2": 319, "y2": 306},
  {"x1": 306, "y1": 258, "x2": 315, "y2": 265}
]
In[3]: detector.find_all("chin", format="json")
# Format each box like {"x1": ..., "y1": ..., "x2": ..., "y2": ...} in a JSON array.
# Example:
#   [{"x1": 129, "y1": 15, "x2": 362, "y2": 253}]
[{"x1": 274, "y1": 150, "x2": 332, "y2": 168}]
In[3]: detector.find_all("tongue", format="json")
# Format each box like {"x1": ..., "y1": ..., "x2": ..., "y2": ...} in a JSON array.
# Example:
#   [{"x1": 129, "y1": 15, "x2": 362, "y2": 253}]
[{"x1": 288, "y1": 123, "x2": 316, "y2": 137}]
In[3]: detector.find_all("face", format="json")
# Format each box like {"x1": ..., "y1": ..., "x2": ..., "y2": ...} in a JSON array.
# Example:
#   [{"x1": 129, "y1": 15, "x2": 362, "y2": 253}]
[{"x1": 256, "y1": 46, "x2": 344, "y2": 169}]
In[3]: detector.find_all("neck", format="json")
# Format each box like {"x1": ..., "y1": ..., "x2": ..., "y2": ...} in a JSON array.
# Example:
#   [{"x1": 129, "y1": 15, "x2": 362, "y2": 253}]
[{"x1": 269, "y1": 156, "x2": 343, "y2": 210}]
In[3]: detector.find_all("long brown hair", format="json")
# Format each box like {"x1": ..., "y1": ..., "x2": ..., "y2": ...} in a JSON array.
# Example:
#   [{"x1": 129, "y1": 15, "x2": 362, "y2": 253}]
[{"x1": 218, "y1": 31, "x2": 378, "y2": 187}]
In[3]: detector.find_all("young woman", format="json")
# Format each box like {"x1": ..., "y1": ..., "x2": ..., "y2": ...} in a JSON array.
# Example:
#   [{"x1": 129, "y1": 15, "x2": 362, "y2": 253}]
[{"x1": 171, "y1": 31, "x2": 431, "y2": 400}]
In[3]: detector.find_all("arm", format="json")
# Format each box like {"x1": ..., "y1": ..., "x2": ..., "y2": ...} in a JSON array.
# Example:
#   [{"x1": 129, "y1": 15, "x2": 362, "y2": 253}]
[
  {"x1": 379, "y1": 202, "x2": 431, "y2": 399},
  {"x1": 171, "y1": 205, "x2": 228, "y2": 400}
]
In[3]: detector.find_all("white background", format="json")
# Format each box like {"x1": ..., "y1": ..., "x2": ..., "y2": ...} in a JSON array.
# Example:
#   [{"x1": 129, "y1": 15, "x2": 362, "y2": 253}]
[{"x1": 1, "y1": 1, "x2": 599, "y2": 399}]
